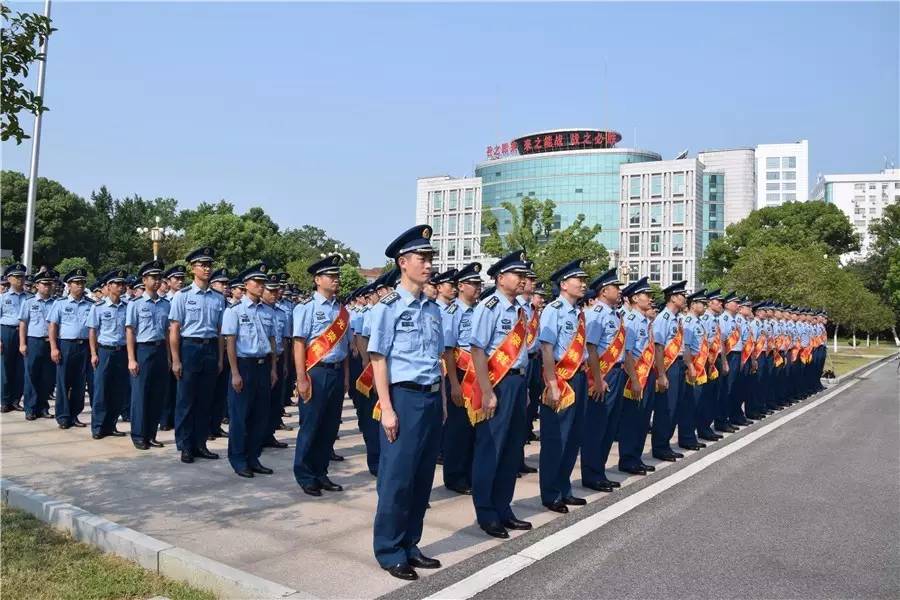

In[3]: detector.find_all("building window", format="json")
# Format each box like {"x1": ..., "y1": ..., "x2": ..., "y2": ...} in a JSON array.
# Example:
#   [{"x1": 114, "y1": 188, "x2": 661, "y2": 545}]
[
  {"x1": 783, "y1": 193, "x2": 796, "y2": 201},
  {"x1": 671, "y1": 202, "x2": 684, "y2": 226},
  {"x1": 629, "y1": 205, "x2": 641, "y2": 226},
  {"x1": 448, "y1": 190, "x2": 458, "y2": 210},
  {"x1": 766, "y1": 182, "x2": 780, "y2": 191},
  {"x1": 855, "y1": 207, "x2": 866, "y2": 216},
  {"x1": 708, "y1": 232, "x2": 720, "y2": 241},
  {"x1": 766, "y1": 157, "x2": 780, "y2": 169},
  {"x1": 709, "y1": 204, "x2": 718, "y2": 216},
  {"x1": 464, "y1": 189, "x2": 475, "y2": 208},
  {"x1": 855, "y1": 183, "x2": 866, "y2": 190},
  {"x1": 783, "y1": 171, "x2": 796, "y2": 180},
  {"x1": 629, "y1": 175, "x2": 641, "y2": 199},
  {"x1": 447, "y1": 240, "x2": 457, "y2": 259},
  {"x1": 649, "y1": 262, "x2": 661, "y2": 283},
  {"x1": 628, "y1": 233, "x2": 640, "y2": 255},
  {"x1": 433, "y1": 240, "x2": 442, "y2": 259},
  {"x1": 783, "y1": 183, "x2": 796, "y2": 191},
  {"x1": 432, "y1": 215, "x2": 443, "y2": 235},
  {"x1": 627, "y1": 262, "x2": 640, "y2": 282},
  {"x1": 869, "y1": 183, "x2": 876, "y2": 190},
  {"x1": 431, "y1": 191, "x2": 443, "y2": 210},
  {"x1": 446, "y1": 215, "x2": 457, "y2": 235},
  {"x1": 782, "y1": 157, "x2": 796, "y2": 169},
  {"x1": 767, "y1": 171, "x2": 780, "y2": 180},
  {"x1": 673, "y1": 173, "x2": 686, "y2": 196},
  {"x1": 575, "y1": 188, "x2": 583, "y2": 193},
  {"x1": 463, "y1": 214, "x2": 474, "y2": 234},
  {"x1": 650, "y1": 203, "x2": 662, "y2": 227},
  {"x1": 671, "y1": 262, "x2": 684, "y2": 282},
  {"x1": 651, "y1": 174, "x2": 662, "y2": 197},
  {"x1": 462, "y1": 239, "x2": 472, "y2": 258},
  {"x1": 766, "y1": 193, "x2": 780, "y2": 203},
  {"x1": 894, "y1": 183, "x2": 900, "y2": 189},
  {"x1": 650, "y1": 233, "x2": 661, "y2": 255},
  {"x1": 870, "y1": 206, "x2": 877, "y2": 214},
  {"x1": 672, "y1": 232, "x2": 684, "y2": 255}
]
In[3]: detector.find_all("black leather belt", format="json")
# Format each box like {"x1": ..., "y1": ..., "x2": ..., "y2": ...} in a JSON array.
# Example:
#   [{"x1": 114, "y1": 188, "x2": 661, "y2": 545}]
[
  {"x1": 313, "y1": 361, "x2": 342, "y2": 370},
  {"x1": 1, "y1": 324, "x2": 17, "y2": 329},
  {"x1": 62, "y1": 339, "x2": 86, "y2": 344},
  {"x1": 392, "y1": 380, "x2": 441, "y2": 393},
  {"x1": 99, "y1": 344, "x2": 126, "y2": 351},
  {"x1": 27, "y1": 336, "x2": 50, "y2": 342},
  {"x1": 507, "y1": 368, "x2": 526, "y2": 377},
  {"x1": 238, "y1": 356, "x2": 270, "y2": 365},
  {"x1": 182, "y1": 337, "x2": 216, "y2": 345},
  {"x1": 137, "y1": 340, "x2": 165, "y2": 346}
]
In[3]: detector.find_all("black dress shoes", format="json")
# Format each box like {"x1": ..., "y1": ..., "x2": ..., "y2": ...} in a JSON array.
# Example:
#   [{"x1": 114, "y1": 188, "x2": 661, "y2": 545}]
[
  {"x1": 562, "y1": 495, "x2": 586, "y2": 506},
  {"x1": 679, "y1": 443, "x2": 703, "y2": 451},
  {"x1": 12, "y1": 403, "x2": 23, "y2": 411},
  {"x1": 302, "y1": 483, "x2": 323, "y2": 497},
  {"x1": 275, "y1": 422, "x2": 294, "y2": 431},
  {"x1": 672, "y1": 451, "x2": 685, "y2": 458},
  {"x1": 543, "y1": 501, "x2": 569, "y2": 514},
  {"x1": 148, "y1": 439, "x2": 164, "y2": 448},
  {"x1": 108, "y1": 429, "x2": 126, "y2": 437},
  {"x1": 0, "y1": 405, "x2": 12, "y2": 413},
  {"x1": 133, "y1": 440, "x2": 150, "y2": 450},
  {"x1": 251, "y1": 464, "x2": 274, "y2": 475},
  {"x1": 72, "y1": 419, "x2": 87, "y2": 428},
  {"x1": 502, "y1": 518, "x2": 532, "y2": 531},
  {"x1": 408, "y1": 555, "x2": 441, "y2": 569},
  {"x1": 619, "y1": 465, "x2": 647, "y2": 475},
  {"x1": 235, "y1": 468, "x2": 254, "y2": 478},
  {"x1": 159, "y1": 424, "x2": 172, "y2": 431},
  {"x1": 519, "y1": 464, "x2": 538, "y2": 474},
  {"x1": 652, "y1": 452, "x2": 678, "y2": 462},
  {"x1": 446, "y1": 484, "x2": 472, "y2": 495},
  {"x1": 264, "y1": 438, "x2": 289, "y2": 449},
  {"x1": 385, "y1": 563, "x2": 417, "y2": 581},
  {"x1": 195, "y1": 447, "x2": 219, "y2": 459},
  {"x1": 699, "y1": 433, "x2": 722, "y2": 441},
  {"x1": 40, "y1": 410, "x2": 53, "y2": 418},
  {"x1": 92, "y1": 433, "x2": 104, "y2": 440},
  {"x1": 715, "y1": 425, "x2": 737, "y2": 433},
  {"x1": 330, "y1": 451, "x2": 344, "y2": 462},
  {"x1": 583, "y1": 480, "x2": 615, "y2": 492},
  {"x1": 733, "y1": 418, "x2": 752, "y2": 426},
  {"x1": 480, "y1": 522, "x2": 509, "y2": 538},
  {"x1": 640, "y1": 463, "x2": 656, "y2": 472},
  {"x1": 318, "y1": 477, "x2": 343, "y2": 492},
  {"x1": 25, "y1": 414, "x2": 38, "y2": 421},
  {"x1": 212, "y1": 427, "x2": 228, "y2": 437},
  {"x1": 180, "y1": 450, "x2": 194, "y2": 463},
  {"x1": 58, "y1": 423, "x2": 71, "y2": 430}
]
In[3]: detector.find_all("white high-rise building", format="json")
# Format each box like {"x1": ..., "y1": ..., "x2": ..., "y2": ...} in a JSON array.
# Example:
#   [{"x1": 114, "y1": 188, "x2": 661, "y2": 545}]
[
  {"x1": 697, "y1": 148, "x2": 756, "y2": 227},
  {"x1": 415, "y1": 175, "x2": 485, "y2": 272},
  {"x1": 811, "y1": 168, "x2": 900, "y2": 262},
  {"x1": 755, "y1": 140, "x2": 809, "y2": 208},
  {"x1": 619, "y1": 158, "x2": 704, "y2": 290}
]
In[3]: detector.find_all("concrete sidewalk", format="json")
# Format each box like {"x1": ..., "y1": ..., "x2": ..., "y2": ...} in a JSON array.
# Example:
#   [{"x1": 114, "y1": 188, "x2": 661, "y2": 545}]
[{"x1": 1, "y1": 396, "x2": 676, "y2": 599}]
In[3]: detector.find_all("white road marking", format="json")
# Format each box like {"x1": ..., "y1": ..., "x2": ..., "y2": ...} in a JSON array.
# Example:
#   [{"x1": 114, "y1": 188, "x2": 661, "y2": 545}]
[{"x1": 426, "y1": 358, "x2": 895, "y2": 600}]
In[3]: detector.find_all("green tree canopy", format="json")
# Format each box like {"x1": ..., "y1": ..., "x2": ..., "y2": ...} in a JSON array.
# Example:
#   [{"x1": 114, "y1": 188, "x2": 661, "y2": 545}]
[
  {"x1": 53, "y1": 257, "x2": 94, "y2": 285},
  {"x1": 1, "y1": 4, "x2": 54, "y2": 144}
]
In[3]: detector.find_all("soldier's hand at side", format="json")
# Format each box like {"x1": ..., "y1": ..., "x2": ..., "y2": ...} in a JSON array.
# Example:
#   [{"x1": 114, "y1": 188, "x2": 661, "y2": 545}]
[
  {"x1": 91, "y1": 354, "x2": 99, "y2": 368},
  {"x1": 172, "y1": 360, "x2": 183, "y2": 379},
  {"x1": 687, "y1": 364, "x2": 696, "y2": 381},
  {"x1": 232, "y1": 372, "x2": 244, "y2": 392},
  {"x1": 722, "y1": 362, "x2": 730, "y2": 375},
  {"x1": 270, "y1": 368, "x2": 278, "y2": 388},
  {"x1": 657, "y1": 374, "x2": 669, "y2": 392},
  {"x1": 547, "y1": 383, "x2": 561, "y2": 409},
  {"x1": 484, "y1": 392, "x2": 498, "y2": 419},
  {"x1": 51, "y1": 348, "x2": 61, "y2": 364},
  {"x1": 19, "y1": 343, "x2": 27, "y2": 356},
  {"x1": 450, "y1": 382, "x2": 463, "y2": 406},
  {"x1": 600, "y1": 378, "x2": 609, "y2": 396},
  {"x1": 128, "y1": 360, "x2": 139, "y2": 377},
  {"x1": 629, "y1": 379, "x2": 642, "y2": 397},
  {"x1": 382, "y1": 408, "x2": 399, "y2": 443},
  {"x1": 297, "y1": 376, "x2": 311, "y2": 402}
]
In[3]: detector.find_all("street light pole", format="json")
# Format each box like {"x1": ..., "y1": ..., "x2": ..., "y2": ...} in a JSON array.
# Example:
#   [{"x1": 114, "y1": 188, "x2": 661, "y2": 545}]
[
  {"x1": 137, "y1": 216, "x2": 176, "y2": 261},
  {"x1": 22, "y1": 0, "x2": 52, "y2": 270}
]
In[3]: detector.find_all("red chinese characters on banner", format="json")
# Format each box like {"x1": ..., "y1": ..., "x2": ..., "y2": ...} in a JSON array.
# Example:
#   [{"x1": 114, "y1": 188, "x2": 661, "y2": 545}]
[
  {"x1": 554, "y1": 134, "x2": 564, "y2": 147},
  {"x1": 522, "y1": 139, "x2": 533, "y2": 152},
  {"x1": 487, "y1": 130, "x2": 620, "y2": 159}
]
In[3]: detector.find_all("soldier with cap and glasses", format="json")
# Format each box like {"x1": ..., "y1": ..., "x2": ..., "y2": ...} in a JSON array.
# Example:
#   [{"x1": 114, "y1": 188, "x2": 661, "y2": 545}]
[
  {"x1": 168, "y1": 247, "x2": 226, "y2": 464},
  {"x1": 1, "y1": 262, "x2": 31, "y2": 412},
  {"x1": 88, "y1": 269, "x2": 130, "y2": 440},
  {"x1": 18, "y1": 268, "x2": 58, "y2": 420}
]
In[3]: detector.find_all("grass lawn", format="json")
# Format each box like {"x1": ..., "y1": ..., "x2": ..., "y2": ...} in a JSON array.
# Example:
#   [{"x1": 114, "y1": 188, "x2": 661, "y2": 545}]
[
  {"x1": 1, "y1": 506, "x2": 215, "y2": 600},
  {"x1": 824, "y1": 343, "x2": 898, "y2": 377}
]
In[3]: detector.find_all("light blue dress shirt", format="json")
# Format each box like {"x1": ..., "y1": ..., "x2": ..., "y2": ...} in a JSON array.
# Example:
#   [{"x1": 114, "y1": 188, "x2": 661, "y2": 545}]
[
  {"x1": 700, "y1": 309, "x2": 719, "y2": 343},
  {"x1": 1, "y1": 290, "x2": 31, "y2": 326},
  {"x1": 292, "y1": 291, "x2": 349, "y2": 363},
  {"x1": 443, "y1": 298, "x2": 475, "y2": 349},
  {"x1": 47, "y1": 294, "x2": 93, "y2": 340},
  {"x1": 623, "y1": 308, "x2": 650, "y2": 359},
  {"x1": 125, "y1": 293, "x2": 170, "y2": 343},
  {"x1": 221, "y1": 297, "x2": 274, "y2": 358},
  {"x1": 167, "y1": 283, "x2": 225, "y2": 339},
  {"x1": 468, "y1": 292, "x2": 528, "y2": 370},
  {"x1": 366, "y1": 286, "x2": 444, "y2": 385},
  {"x1": 516, "y1": 295, "x2": 540, "y2": 354},
  {"x1": 87, "y1": 298, "x2": 128, "y2": 346},
  {"x1": 18, "y1": 294, "x2": 55, "y2": 337},
  {"x1": 585, "y1": 301, "x2": 625, "y2": 364},
  {"x1": 653, "y1": 307, "x2": 682, "y2": 355},
  {"x1": 682, "y1": 314, "x2": 705, "y2": 353},
  {"x1": 269, "y1": 301, "x2": 289, "y2": 355},
  {"x1": 538, "y1": 295, "x2": 586, "y2": 363}
]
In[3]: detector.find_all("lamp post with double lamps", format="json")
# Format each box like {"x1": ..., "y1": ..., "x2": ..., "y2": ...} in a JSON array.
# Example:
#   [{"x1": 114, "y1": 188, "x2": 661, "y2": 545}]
[{"x1": 136, "y1": 216, "x2": 178, "y2": 260}]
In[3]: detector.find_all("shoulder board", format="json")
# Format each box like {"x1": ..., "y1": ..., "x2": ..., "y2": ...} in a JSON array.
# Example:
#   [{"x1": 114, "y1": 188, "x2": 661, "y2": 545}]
[
  {"x1": 592, "y1": 304, "x2": 604, "y2": 313},
  {"x1": 485, "y1": 296, "x2": 500, "y2": 310},
  {"x1": 361, "y1": 306, "x2": 370, "y2": 312},
  {"x1": 447, "y1": 303, "x2": 459, "y2": 314},
  {"x1": 380, "y1": 292, "x2": 400, "y2": 305},
  {"x1": 550, "y1": 300, "x2": 563, "y2": 309},
  {"x1": 211, "y1": 289, "x2": 223, "y2": 295},
  {"x1": 177, "y1": 287, "x2": 189, "y2": 293},
  {"x1": 685, "y1": 316, "x2": 693, "y2": 323},
  {"x1": 627, "y1": 313, "x2": 636, "y2": 321},
  {"x1": 662, "y1": 312, "x2": 670, "y2": 320},
  {"x1": 700, "y1": 314, "x2": 708, "y2": 320},
  {"x1": 297, "y1": 296, "x2": 312, "y2": 305}
]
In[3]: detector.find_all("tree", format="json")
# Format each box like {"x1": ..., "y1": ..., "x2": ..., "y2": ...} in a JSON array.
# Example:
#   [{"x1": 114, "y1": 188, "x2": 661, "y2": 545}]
[
  {"x1": 54, "y1": 257, "x2": 93, "y2": 284},
  {"x1": 482, "y1": 197, "x2": 608, "y2": 282},
  {"x1": 700, "y1": 201, "x2": 860, "y2": 285},
  {"x1": 1, "y1": 4, "x2": 54, "y2": 144},
  {"x1": 339, "y1": 263, "x2": 366, "y2": 294}
]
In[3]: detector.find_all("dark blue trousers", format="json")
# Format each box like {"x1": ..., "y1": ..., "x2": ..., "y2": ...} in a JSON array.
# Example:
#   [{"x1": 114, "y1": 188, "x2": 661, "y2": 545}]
[
  {"x1": 729, "y1": 353, "x2": 749, "y2": 422},
  {"x1": 539, "y1": 370, "x2": 586, "y2": 504},
  {"x1": 211, "y1": 361, "x2": 230, "y2": 434},
  {"x1": 175, "y1": 340, "x2": 218, "y2": 452},
  {"x1": 442, "y1": 390, "x2": 474, "y2": 490},
  {"x1": 24, "y1": 337, "x2": 54, "y2": 416},
  {"x1": 652, "y1": 359, "x2": 684, "y2": 455},
  {"x1": 525, "y1": 354, "x2": 543, "y2": 430},
  {"x1": 618, "y1": 371, "x2": 655, "y2": 469},
  {"x1": 130, "y1": 342, "x2": 168, "y2": 443},
  {"x1": 293, "y1": 364, "x2": 344, "y2": 486},
  {"x1": 227, "y1": 356, "x2": 271, "y2": 471},
  {"x1": 373, "y1": 384, "x2": 441, "y2": 568},
  {"x1": 91, "y1": 347, "x2": 128, "y2": 435},
  {"x1": 351, "y1": 357, "x2": 381, "y2": 476},
  {"x1": 680, "y1": 371, "x2": 704, "y2": 445},
  {"x1": 85, "y1": 355, "x2": 95, "y2": 407},
  {"x1": 472, "y1": 372, "x2": 526, "y2": 526},
  {"x1": 1, "y1": 325, "x2": 24, "y2": 408},
  {"x1": 55, "y1": 339, "x2": 88, "y2": 426},
  {"x1": 160, "y1": 372, "x2": 177, "y2": 429},
  {"x1": 580, "y1": 365, "x2": 625, "y2": 485},
  {"x1": 267, "y1": 353, "x2": 286, "y2": 438},
  {"x1": 715, "y1": 354, "x2": 740, "y2": 427}
]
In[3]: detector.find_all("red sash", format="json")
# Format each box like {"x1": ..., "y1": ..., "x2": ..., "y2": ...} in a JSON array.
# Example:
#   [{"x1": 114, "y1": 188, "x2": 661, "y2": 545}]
[
  {"x1": 301, "y1": 305, "x2": 349, "y2": 403},
  {"x1": 624, "y1": 323, "x2": 655, "y2": 400},
  {"x1": 655, "y1": 324, "x2": 683, "y2": 392},
  {"x1": 526, "y1": 310, "x2": 539, "y2": 348},
  {"x1": 708, "y1": 328, "x2": 722, "y2": 381},
  {"x1": 724, "y1": 326, "x2": 740, "y2": 354},
  {"x1": 586, "y1": 321, "x2": 625, "y2": 395},
  {"x1": 753, "y1": 333, "x2": 767, "y2": 360},
  {"x1": 686, "y1": 334, "x2": 709, "y2": 386},
  {"x1": 542, "y1": 312, "x2": 585, "y2": 413},
  {"x1": 741, "y1": 331, "x2": 754, "y2": 367}
]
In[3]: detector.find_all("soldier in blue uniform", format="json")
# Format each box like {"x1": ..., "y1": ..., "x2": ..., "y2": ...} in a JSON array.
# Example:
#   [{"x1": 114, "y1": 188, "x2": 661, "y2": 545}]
[
  {"x1": 1, "y1": 263, "x2": 30, "y2": 412},
  {"x1": 159, "y1": 264, "x2": 187, "y2": 431},
  {"x1": 208, "y1": 267, "x2": 231, "y2": 440},
  {"x1": 353, "y1": 281, "x2": 381, "y2": 476},
  {"x1": 468, "y1": 251, "x2": 532, "y2": 538},
  {"x1": 168, "y1": 248, "x2": 226, "y2": 464},
  {"x1": 125, "y1": 260, "x2": 170, "y2": 450},
  {"x1": 48, "y1": 268, "x2": 92, "y2": 428},
  {"x1": 722, "y1": 292, "x2": 752, "y2": 427},
  {"x1": 368, "y1": 225, "x2": 444, "y2": 581},
  {"x1": 221, "y1": 263, "x2": 277, "y2": 478},
  {"x1": 649, "y1": 280, "x2": 688, "y2": 462},
  {"x1": 18, "y1": 268, "x2": 58, "y2": 420},
  {"x1": 516, "y1": 261, "x2": 540, "y2": 474},
  {"x1": 87, "y1": 269, "x2": 130, "y2": 439},
  {"x1": 292, "y1": 255, "x2": 349, "y2": 496},
  {"x1": 262, "y1": 272, "x2": 290, "y2": 450},
  {"x1": 680, "y1": 289, "x2": 710, "y2": 448},
  {"x1": 441, "y1": 262, "x2": 482, "y2": 495},
  {"x1": 581, "y1": 268, "x2": 625, "y2": 492},
  {"x1": 538, "y1": 259, "x2": 589, "y2": 513}
]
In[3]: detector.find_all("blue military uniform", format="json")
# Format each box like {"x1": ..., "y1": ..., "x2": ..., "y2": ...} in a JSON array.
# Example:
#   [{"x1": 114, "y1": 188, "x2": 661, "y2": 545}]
[
  {"x1": 467, "y1": 252, "x2": 530, "y2": 535},
  {"x1": 263, "y1": 272, "x2": 291, "y2": 448},
  {"x1": 48, "y1": 269, "x2": 93, "y2": 428},
  {"x1": 209, "y1": 267, "x2": 232, "y2": 439},
  {"x1": 292, "y1": 255, "x2": 350, "y2": 494},
  {"x1": 369, "y1": 225, "x2": 444, "y2": 578},
  {"x1": 88, "y1": 269, "x2": 130, "y2": 438},
  {"x1": 126, "y1": 260, "x2": 170, "y2": 449},
  {"x1": 221, "y1": 263, "x2": 276, "y2": 477},
  {"x1": 650, "y1": 280, "x2": 688, "y2": 462},
  {"x1": 160, "y1": 264, "x2": 187, "y2": 430},
  {"x1": 19, "y1": 269, "x2": 58, "y2": 419},
  {"x1": 1, "y1": 263, "x2": 31, "y2": 411},
  {"x1": 350, "y1": 283, "x2": 381, "y2": 476},
  {"x1": 168, "y1": 248, "x2": 226, "y2": 460}
]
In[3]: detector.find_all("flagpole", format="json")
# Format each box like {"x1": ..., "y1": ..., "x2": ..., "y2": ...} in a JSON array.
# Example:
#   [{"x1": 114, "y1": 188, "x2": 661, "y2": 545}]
[{"x1": 22, "y1": 0, "x2": 52, "y2": 270}]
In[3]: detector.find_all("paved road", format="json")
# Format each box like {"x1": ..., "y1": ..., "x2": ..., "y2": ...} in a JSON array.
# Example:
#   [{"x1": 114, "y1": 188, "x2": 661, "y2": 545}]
[{"x1": 467, "y1": 358, "x2": 900, "y2": 600}]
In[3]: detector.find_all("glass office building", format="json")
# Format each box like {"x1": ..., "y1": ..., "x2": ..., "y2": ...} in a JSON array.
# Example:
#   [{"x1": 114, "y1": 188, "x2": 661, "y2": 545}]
[
  {"x1": 475, "y1": 130, "x2": 661, "y2": 252},
  {"x1": 702, "y1": 172, "x2": 726, "y2": 250}
]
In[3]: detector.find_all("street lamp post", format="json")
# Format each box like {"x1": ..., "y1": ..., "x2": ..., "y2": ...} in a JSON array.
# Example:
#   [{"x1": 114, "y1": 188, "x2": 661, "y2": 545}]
[{"x1": 136, "y1": 216, "x2": 177, "y2": 260}]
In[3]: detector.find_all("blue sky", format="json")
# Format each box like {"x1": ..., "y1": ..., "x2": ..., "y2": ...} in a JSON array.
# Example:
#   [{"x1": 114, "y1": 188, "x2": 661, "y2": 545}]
[{"x1": 4, "y1": 1, "x2": 898, "y2": 265}]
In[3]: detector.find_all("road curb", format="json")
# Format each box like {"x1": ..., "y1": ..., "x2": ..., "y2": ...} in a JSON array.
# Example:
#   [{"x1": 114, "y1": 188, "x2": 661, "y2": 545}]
[
  {"x1": 0, "y1": 478, "x2": 303, "y2": 599},
  {"x1": 822, "y1": 350, "x2": 898, "y2": 385}
]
